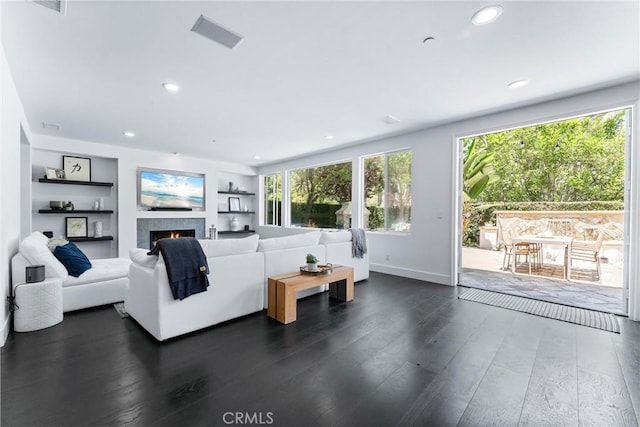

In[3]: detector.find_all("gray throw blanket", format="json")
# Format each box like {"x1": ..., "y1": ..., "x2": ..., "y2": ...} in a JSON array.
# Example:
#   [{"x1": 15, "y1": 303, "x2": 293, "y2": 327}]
[
  {"x1": 148, "y1": 237, "x2": 209, "y2": 300},
  {"x1": 350, "y1": 228, "x2": 367, "y2": 259}
]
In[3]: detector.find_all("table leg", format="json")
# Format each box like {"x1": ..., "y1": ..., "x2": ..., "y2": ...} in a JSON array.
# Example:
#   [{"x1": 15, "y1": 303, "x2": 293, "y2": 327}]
[
  {"x1": 276, "y1": 281, "x2": 298, "y2": 324},
  {"x1": 511, "y1": 243, "x2": 516, "y2": 273},
  {"x1": 267, "y1": 278, "x2": 277, "y2": 319},
  {"x1": 329, "y1": 271, "x2": 354, "y2": 302}
]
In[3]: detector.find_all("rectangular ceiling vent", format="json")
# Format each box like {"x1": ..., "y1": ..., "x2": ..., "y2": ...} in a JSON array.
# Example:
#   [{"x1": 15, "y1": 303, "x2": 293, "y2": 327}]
[
  {"x1": 33, "y1": 0, "x2": 66, "y2": 14},
  {"x1": 191, "y1": 15, "x2": 244, "y2": 50},
  {"x1": 41, "y1": 122, "x2": 60, "y2": 131}
]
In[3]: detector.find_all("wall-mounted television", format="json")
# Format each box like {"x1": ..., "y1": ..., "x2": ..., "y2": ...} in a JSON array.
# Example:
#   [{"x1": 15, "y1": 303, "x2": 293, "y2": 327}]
[{"x1": 138, "y1": 169, "x2": 205, "y2": 210}]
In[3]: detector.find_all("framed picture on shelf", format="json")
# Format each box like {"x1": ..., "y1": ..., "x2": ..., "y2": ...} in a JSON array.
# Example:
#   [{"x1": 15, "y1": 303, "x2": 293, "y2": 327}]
[
  {"x1": 228, "y1": 197, "x2": 241, "y2": 212},
  {"x1": 63, "y1": 155, "x2": 91, "y2": 182},
  {"x1": 66, "y1": 217, "x2": 88, "y2": 238},
  {"x1": 45, "y1": 167, "x2": 59, "y2": 180}
]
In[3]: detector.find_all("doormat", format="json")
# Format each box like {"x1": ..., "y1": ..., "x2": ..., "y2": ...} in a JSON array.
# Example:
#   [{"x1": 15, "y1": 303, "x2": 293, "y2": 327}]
[
  {"x1": 459, "y1": 288, "x2": 619, "y2": 333},
  {"x1": 114, "y1": 302, "x2": 129, "y2": 318}
]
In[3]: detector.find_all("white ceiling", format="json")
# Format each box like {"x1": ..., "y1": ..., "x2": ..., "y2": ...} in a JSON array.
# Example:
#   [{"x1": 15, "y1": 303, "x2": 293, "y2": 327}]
[{"x1": 2, "y1": 1, "x2": 638, "y2": 166}]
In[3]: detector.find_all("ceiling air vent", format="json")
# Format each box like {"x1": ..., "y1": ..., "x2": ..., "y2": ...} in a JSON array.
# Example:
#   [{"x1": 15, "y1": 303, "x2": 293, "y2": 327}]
[
  {"x1": 42, "y1": 122, "x2": 60, "y2": 131},
  {"x1": 191, "y1": 15, "x2": 244, "y2": 50},
  {"x1": 33, "y1": 0, "x2": 66, "y2": 14}
]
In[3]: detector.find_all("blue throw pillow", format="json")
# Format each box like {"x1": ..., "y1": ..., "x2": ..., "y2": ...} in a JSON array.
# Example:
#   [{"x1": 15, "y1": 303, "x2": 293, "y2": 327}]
[{"x1": 53, "y1": 242, "x2": 92, "y2": 277}]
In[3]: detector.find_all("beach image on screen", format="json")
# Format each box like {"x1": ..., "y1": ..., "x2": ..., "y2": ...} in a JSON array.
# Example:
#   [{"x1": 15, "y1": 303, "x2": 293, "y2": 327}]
[{"x1": 140, "y1": 171, "x2": 204, "y2": 208}]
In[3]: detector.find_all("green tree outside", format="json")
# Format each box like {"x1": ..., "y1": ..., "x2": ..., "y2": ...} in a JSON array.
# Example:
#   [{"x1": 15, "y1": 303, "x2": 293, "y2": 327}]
[{"x1": 463, "y1": 110, "x2": 626, "y2": 204}]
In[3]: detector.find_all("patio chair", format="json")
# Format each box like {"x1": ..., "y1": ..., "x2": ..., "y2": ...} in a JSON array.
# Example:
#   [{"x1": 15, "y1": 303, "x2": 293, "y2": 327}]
[
  {"x1": 569, "y1": 232, "x2": 605, "y2": 281},
  {"x1": 501, "y1": 231, "x2": 541, "y2": 275}
]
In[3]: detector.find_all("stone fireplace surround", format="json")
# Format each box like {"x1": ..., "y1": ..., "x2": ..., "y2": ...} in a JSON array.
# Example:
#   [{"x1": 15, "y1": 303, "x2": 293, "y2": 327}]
[{"x1": 136, "y1": 218, "x2": 206, "y2": 249}]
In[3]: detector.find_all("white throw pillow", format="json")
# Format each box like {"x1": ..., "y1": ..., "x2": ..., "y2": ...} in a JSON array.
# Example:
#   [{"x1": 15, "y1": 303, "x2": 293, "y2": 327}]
[
  {"x1": 129, "y1": 248, "x2": 159, "y2": 269},
  {"x1": 19, "y1": 232, "x2": 69, "y2": 279},
  {"x1": 319, "y1": 231, "x2": 352, "y2": 244},
  {"x1": 47, "y1": 236, "x2": 69, "y2": 252},
  {"x1": 199, "y1": 234, "x2": 260, "y2": 257},
  {"x1": 257, "y1": 231, "x2": 321, "y2": 252}
]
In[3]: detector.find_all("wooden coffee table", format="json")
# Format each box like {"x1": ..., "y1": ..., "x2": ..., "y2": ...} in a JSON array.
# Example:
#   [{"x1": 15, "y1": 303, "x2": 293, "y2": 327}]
[{"x1": 267, "y1": 266, "x2": 354, "y2": 324}]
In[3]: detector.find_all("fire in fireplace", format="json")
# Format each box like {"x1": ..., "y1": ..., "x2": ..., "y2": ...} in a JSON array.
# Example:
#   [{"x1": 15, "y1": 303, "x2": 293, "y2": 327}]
[{"x1": 149, "y1": 229, "x2": 196, "y2": 249}]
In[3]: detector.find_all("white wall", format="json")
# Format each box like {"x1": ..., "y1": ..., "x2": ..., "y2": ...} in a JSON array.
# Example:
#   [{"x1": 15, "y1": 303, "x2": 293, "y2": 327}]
[
  {"x1": 1, "y1": 32, "x2": 31, "y2": 345},
  {"x1": 30, "y1": 135, "x2": 257, "y2": 256},
  {"x1": 257, "y1": 81, "x2": 640, "y2": 320}
]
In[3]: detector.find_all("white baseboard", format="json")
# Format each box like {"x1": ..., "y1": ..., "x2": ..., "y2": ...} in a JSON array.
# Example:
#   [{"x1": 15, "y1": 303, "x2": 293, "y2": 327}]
[
  {"x1": 0, "y1": 313, "x2": 11, "y2": 347},
  {"x1": 370, "y1": 263, "x2": 452, "y2": 285}
]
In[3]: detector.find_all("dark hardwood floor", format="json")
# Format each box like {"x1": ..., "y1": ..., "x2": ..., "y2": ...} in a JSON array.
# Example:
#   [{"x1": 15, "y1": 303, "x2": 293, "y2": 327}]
[{"x1": 2, "y1": 272, "x2": 639, "y2": 426}]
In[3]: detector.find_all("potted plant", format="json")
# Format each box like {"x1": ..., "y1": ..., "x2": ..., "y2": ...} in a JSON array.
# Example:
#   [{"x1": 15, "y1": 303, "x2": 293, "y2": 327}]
[{"x1": 306, "y1": 253, "x2": 319, "y2": 271}]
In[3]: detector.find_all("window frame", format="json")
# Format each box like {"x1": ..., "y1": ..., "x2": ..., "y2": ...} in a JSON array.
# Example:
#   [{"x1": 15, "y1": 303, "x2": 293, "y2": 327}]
[
  {"x1": 261, "y1": 172, "x2": 282, "y2": 227},
  {"x1": 361, "y1": 149, "x2": 412, "y2": 234},
  {"x1": 286, "y1": 159, "x2": 353, "y2": 230}
]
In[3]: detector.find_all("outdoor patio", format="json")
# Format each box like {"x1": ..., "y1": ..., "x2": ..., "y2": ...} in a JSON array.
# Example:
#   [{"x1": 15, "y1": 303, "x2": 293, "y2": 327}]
[{"x1": 460, "y1": 247, "x2": 625, "y2": 315}]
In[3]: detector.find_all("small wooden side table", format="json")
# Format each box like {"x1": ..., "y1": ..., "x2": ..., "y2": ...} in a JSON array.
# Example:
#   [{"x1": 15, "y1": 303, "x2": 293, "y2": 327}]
[{"x1": 267, "y1": 266, "x2": 354, "y2": 324}]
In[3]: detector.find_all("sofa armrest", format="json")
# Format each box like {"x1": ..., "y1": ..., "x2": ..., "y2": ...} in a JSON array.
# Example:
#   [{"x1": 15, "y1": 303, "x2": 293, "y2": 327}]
[{"x1": 125, "y1": 262, "x2": 164, "y2": 338}]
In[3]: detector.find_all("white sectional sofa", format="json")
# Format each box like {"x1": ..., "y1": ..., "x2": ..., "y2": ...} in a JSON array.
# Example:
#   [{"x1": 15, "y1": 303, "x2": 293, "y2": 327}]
[
  {"x1": 11, "y1": 232, "x2": 130, "y2": 312},
  {"x1": 126, "y1": 235, "x2": 265, "y2": 341},
  {"x1": 258, "y1": 231, "x2": 327, "y2": 308},
  {"x1": 320, "y1": 231, "x2": 369, "y2": 282},
  {"x1": 125, "y1": 230, "x2": 369, "y2": 341}
]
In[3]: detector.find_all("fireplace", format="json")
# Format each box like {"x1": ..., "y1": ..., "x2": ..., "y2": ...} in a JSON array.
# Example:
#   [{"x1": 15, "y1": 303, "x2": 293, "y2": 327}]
[
  {"x1": 149, "y1": 229, "x2": 196, "y2": 249},
  {"x1": 137, "y1": 218, "x2": 205, "y2": 249}
]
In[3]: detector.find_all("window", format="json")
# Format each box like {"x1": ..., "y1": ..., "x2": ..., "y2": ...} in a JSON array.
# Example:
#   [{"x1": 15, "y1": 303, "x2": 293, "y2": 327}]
[
  {"x1": 364, "y1": 151, "x2": 412, "y2": 232},
  {"x1": 263, "y1": 173, "x2": 282, "y2": 226},
  {"x1": 289, "y1": 161, "x2": 352, "y2": 228}
]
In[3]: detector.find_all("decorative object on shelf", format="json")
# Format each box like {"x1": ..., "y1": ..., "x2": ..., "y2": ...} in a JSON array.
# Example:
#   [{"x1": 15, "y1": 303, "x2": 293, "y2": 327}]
[
  {"x1": 94, "y1": 221, "x2": 103, "y2": 238},
  {"x1": 306, "y1": 253, "x2": 319, "y2": 272},
  {"x1": 49, "y1": 201, "x2": 65, "y2": 210},
  {"x1": 243, "y1": 204, "x2": 249, "y2": 212},
  {"x1": 64, "y1": 201, "x2": 74, "y2": 211},
  {"x1": 208, "y1": 224, "x2": 217, "y2": 240},
  {"x1": 94, "y1": 200, "x2": 100, "y2": 210},
  {"x1": 230, "y1": 216, "x2": 240, "y2": 231},
  {"x1": 66, "y1": 217, "x2": 88, "y2": 238},
  {"x1": 228, "y1": 197, "x2": 241, "y2": 212},
  {"x1": 63, "y1": 155, "x2": 91, "y2": 182},
  {"x1": 45, "y1": 167, "x2": 65, "y2": 180},
  {"x1": 244, "y1": 225, "x2": 250, "y2": 231},
  {"x1": 228, "y1": 181, "x2": 234, "y2": 192},
  {"x1": 99, "y1": 197, "x2": 105, "y2": 210}
]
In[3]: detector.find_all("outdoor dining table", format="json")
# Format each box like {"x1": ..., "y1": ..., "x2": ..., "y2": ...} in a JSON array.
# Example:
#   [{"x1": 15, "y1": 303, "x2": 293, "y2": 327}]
[{"x1": 511, "y1": 235, "x2": 574, "y2": 280}]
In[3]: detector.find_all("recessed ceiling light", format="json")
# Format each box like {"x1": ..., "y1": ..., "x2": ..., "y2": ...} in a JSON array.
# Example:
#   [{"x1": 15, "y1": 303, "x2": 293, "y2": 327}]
[
  {"x1": 123, "y1": 131, "x2": 135, "y2": 137},
  {"x1": 508, "y1": 79, "x2": 530, "y2": 89},
  {"x1": 254, "y1": 155, "x2": 261, "y2": 160},
  {"x1": 162, "y1": 82, "x2": 180, "y2": 92},
  {"x1": 325, "y1": 135, "x2": 335, "y2": 140},
  {"x1": 471, "y1": 5, "x2": 503, "y2": 26},
  {"x1": 382, "y1": 115, "x2": 401, "y2": 125}
]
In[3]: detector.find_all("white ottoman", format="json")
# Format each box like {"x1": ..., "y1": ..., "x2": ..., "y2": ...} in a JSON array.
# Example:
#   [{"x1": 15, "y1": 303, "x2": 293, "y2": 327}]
[{"x1": 13, "y1": 278, "x2": 63, "y2": 332}]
